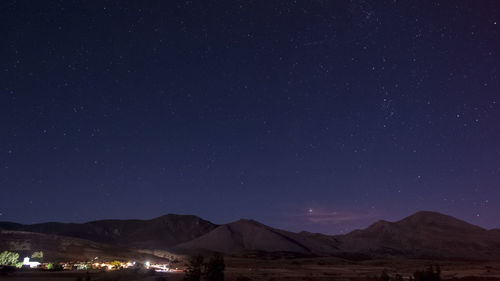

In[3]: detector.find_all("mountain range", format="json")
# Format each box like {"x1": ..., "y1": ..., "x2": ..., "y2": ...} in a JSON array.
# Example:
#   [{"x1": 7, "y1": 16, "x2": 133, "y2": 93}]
[{"x1": 1, "y1": 211, "x2": 500, "y2": 261}]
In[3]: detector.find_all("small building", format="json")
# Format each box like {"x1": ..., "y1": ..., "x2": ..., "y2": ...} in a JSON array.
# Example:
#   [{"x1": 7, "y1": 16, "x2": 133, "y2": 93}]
[{"x1": 23, "y1": 257, "x2": 41, "y2": 268}]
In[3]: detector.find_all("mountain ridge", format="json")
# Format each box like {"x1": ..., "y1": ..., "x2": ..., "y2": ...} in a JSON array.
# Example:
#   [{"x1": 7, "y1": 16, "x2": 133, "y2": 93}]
[
  {"x1": 0, "y1": 213, "x2": 218, "y2": 250},
  {"x1": 1, "y1": 211, "x2": 500, "y2": 260}
]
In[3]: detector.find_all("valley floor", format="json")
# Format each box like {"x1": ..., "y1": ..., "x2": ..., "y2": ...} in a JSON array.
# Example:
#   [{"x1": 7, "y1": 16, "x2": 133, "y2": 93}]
[
  {"x1": 224, "y1": 257, "x2": 500, "y2": 281},
  {"x1": 0, "y1": 270, "x2": 182, "y2": 281},
  {"x1": 2, "y1": 258, "x2": 500, "y2": 281}
]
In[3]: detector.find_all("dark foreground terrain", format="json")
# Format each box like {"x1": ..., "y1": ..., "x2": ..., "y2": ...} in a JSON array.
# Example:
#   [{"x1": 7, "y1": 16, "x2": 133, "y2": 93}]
[
  {"x1": 2, "y1": 258, "x2": 500, "y2": 281},
  {"x1": 224, "y1": 257, "x2": 500, "y2": 281},
  {"x1": 0, "y1": 269, "x2": 182, "y2": 281}
]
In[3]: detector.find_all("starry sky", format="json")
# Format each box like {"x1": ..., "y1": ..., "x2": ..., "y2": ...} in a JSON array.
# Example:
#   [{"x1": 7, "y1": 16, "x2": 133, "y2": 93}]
[{"x1": 1, "y1": 1, "x2": 499, "y2": 234}]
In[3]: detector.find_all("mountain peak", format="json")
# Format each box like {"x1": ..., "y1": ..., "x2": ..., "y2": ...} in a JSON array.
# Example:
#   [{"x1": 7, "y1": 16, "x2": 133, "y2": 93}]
[
  {"x1": 232, "y1": 218, "x2": 263, "y2": 226},
  {"x1": 397, "y1": 211, "x2": 485, "y2": 231},
  {"x1": 406, "y1": 210, "x2": 451, "y2": 219},
  {"x1": 153, "y1": 213, "x2": 204, "y2": 220},
  {"x1": 337, "y1": 211, "x2": 499, "y2": 259}
]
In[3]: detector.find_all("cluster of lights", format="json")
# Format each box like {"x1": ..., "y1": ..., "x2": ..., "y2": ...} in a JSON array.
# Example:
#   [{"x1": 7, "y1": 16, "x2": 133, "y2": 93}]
[
  {"x1": 96, "y1": 261, "x2": 135, "y2": 270},
  {"x1": 20, "y1": 256, "x2": 169, "y2": 272}
]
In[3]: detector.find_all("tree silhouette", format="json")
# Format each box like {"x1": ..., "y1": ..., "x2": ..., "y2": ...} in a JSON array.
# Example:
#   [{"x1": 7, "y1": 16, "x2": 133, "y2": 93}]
[
  {"x1": 184, "y1": 255, "x2": 204, "y2": 281},
  {"x1": 0, "y1": 251, "x2": 19, "y2": 266},
  {"x1": 205, "y1": 253, "x2": 225, "y2": 281}
]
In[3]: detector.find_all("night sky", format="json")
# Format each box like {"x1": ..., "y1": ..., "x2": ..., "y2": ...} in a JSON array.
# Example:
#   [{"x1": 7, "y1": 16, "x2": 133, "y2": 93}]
[{"x1": 1, "y1": 1, "x2": 499, "y2": 234}]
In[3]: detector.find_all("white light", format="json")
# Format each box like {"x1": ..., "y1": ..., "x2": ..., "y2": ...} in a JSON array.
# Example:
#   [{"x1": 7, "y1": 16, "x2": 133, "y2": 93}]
[{"x1": 23, "y1": 257, "x2": 40, "y2": 268}]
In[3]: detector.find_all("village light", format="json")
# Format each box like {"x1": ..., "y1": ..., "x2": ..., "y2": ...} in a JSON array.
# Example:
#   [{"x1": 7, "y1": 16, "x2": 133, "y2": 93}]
[{"x1": 22, "y1": 257, "x2": 40, "y2": 268}]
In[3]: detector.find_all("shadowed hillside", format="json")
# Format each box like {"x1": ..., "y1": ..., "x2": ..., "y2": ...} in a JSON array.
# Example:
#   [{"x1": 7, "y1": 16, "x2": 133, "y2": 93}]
[
  {"x1": 0, "y1": 214, "x2": 217, "y2": 250},
  {"x1": 336, "y1": 211, "x2": 500, "y2": 259},
  {"x1": 174, "y1": 219, "x2": 339, "y2": 255},
  {"x1": 0, "y1": 229, "x2": 172, "y2": 262}
]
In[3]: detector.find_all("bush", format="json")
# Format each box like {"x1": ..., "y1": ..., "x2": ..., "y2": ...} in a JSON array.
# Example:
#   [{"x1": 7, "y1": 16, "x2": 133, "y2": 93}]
[
  {"x1": 413, "y1": 265, "x2": 441, "y2": 281},
  {"x1": 373, "y1": 270, "x2": 415, "y2": 281},
  {"x1": 31, "y1": 251, "x2": 44, "y2": 261},
  {"x1": 47, "y1": 263, "x2": 64, "y2": 271}
]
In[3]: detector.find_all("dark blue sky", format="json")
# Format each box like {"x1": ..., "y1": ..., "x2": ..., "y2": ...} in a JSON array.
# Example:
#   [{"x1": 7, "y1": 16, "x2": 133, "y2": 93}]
[{"x1": 1, "y1": 0, "x2": 499, "y2": 234}]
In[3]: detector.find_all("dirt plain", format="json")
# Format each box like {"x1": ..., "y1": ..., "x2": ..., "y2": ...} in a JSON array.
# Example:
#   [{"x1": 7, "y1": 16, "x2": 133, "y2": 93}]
[{"x1": 2, "y1": 257, "x2": 500, "y2": 281}]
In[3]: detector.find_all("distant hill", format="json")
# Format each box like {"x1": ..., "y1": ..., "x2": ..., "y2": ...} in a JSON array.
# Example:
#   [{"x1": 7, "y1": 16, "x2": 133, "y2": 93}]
[
  {"x1": 174, "y1": 219, "x2": 339, "y2": 255},
  {"x1": 336, "y1": 211, "x2": 500, "y2": 259},
  {"x1": 1, "y1": 211, "x2": 500, "y2": 260},
  {"x1": 0, "y1": 214, "x2": 217, "y2": 250},
  {"x1": 0, "y1": 229, "x2": 173, "y2": 262}
]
